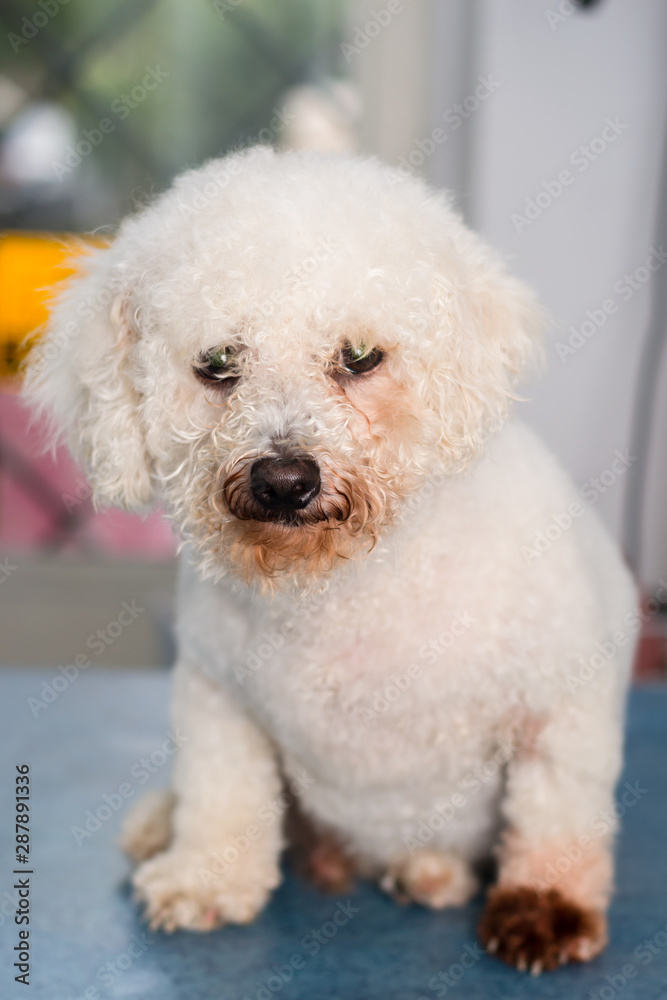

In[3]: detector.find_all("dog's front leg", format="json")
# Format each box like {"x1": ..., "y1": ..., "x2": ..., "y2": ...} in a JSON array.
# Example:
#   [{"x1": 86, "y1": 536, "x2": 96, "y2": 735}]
[
  {"x1": 479, "y1": 701, "x2": 625, "y2": 972},
  {"x1": 130, "y1": 662, "x2": 283, "y2": 932}
]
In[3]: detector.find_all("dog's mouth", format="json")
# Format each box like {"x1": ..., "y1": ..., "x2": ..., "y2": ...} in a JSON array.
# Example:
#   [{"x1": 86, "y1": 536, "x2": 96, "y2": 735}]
[{"x1": 197, "y1": 451, "x2": 386, "y2": 580}]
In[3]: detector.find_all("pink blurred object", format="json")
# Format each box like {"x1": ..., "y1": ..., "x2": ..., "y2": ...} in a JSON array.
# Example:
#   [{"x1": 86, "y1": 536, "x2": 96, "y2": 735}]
[{"x1": 0, "y1": 387, "x2": 176, "y2": 557}]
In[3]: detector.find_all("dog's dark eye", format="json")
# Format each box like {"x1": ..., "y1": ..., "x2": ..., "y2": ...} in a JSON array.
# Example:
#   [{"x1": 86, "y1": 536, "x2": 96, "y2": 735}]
[
  {"x1": 339, "y1": 343, "x2": 384, "y2": 375},
  {"x1": 194, "y1": 346, "x2": 239, "y2": 387}
]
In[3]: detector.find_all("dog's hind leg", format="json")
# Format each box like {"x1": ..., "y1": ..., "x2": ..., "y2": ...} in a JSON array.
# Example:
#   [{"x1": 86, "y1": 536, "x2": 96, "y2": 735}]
[
  {"x1": 285, "y1": 799, "x2": 357, "y2": 894},
  {"x1": 120, "y1": 789, "x2": 175, "y2": 863},
  {"x1": 381, "y1": 849, "x2": 479, "y2": 908}
]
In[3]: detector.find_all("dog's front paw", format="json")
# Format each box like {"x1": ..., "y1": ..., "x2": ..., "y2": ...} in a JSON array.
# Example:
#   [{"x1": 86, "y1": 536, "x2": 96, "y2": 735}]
[
  {"x1": 132, "y1": 846, "x2": 281, "y2": 932},
  {"x1": 478, "y1": 886, "x2": 607, "y2": 974}
]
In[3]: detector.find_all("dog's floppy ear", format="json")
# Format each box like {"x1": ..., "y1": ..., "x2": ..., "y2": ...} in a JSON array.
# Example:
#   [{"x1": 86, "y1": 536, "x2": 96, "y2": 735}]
[
  {"x1": 423, "y1": 243, "x2": 545, "y2": 471},
  {"x1": 23, "y1": 245, "x2": 152, "y2": 509}
]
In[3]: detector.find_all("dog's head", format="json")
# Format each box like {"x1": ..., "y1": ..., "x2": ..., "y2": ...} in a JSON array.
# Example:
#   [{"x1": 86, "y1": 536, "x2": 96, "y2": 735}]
[{"x1": 24, "y1": 148, "x2": 543, "y2": 585}]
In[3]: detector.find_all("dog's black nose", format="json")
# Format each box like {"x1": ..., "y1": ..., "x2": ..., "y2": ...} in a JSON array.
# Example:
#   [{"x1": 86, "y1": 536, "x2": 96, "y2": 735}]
[{"x1": 250, "y1": 456, "x2": 321, "y2": 512}]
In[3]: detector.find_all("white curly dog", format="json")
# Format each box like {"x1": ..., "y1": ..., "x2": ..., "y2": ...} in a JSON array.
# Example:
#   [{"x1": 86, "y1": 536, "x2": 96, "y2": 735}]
[{"x1": 25, "y1": 147, "x2": 637, "y2": 973}]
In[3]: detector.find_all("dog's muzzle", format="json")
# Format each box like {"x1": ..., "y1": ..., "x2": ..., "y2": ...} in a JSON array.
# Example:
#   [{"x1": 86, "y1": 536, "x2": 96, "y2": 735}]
[{"x1": 250, "y1": 456, "x2": 321, "y2": 516}]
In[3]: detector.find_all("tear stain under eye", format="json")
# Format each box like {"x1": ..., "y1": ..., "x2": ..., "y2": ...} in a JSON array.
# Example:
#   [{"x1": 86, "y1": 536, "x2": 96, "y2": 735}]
[{"x1": 339, "y1": 367, "x2": 416, "y2": 440}]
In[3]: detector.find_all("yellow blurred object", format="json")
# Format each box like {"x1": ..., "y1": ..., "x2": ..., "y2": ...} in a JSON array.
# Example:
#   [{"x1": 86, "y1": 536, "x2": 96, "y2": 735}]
[{"x1": 0, "y1": 231, "x2": 106, "y2": 379}]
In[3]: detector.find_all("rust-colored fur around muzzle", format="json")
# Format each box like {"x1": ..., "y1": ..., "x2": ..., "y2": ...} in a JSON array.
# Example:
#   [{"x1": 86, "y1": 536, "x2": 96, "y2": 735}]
[{"x1": 212, "y1": 457, "x2": 385, "y2": 581}]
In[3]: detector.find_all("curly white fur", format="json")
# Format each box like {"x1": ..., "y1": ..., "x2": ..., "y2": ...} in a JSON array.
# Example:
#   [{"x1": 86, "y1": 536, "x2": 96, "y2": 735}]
[{"x1": 23, "y1": 148, "x2": 637, "y2": 969}]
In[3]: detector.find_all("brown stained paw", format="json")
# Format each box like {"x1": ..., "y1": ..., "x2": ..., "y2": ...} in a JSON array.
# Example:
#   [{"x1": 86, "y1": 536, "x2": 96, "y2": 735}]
[
  {"x1": 285, "y1": 801, "x2": 357, "y2": 895},
  {"x1": 299, "y1": 835, "x2": 357, "y2": 894},
  {"x1": 478, "y1": 886, "x2": 607, "y2": 974}
]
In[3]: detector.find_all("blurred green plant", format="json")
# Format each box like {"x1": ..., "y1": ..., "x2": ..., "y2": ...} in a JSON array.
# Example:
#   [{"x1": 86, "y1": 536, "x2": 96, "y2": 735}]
[{"x1": 0, "y1": 0, "x2": 345, "y2": 227}]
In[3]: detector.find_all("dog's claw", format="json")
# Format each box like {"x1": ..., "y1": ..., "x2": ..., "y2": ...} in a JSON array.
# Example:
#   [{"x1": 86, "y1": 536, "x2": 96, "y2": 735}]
[
  {"x1": 479, "y1": 886, "x2": 608, "y2": 972},
  {"x1": 379, "y1": 872, "x2": 410, "y2": 905},
  {"x1": 379, "y1": 873, "x2": 394, "y2": 894}
]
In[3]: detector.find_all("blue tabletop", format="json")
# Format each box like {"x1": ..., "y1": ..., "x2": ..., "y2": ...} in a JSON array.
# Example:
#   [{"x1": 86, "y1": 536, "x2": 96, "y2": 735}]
[{"x1": 1, "y1": 670, "x2": 666, "y2": 1000}]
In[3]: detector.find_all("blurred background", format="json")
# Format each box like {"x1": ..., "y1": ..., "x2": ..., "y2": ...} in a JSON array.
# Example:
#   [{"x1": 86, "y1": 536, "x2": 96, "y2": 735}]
[{"x1": 0, "y1": 0, "x2": 665, "y2": 674}]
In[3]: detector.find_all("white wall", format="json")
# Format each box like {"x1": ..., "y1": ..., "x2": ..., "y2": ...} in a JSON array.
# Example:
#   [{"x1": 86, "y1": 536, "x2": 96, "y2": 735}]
[{"x1": 349, "y1": 0, "x2": 667, "y2": 588}]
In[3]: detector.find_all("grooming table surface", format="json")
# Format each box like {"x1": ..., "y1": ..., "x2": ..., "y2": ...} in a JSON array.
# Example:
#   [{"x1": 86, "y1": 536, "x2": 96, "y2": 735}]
[{"x1": 1, "y1": 670, "x2": 666, "y2": 1000}]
